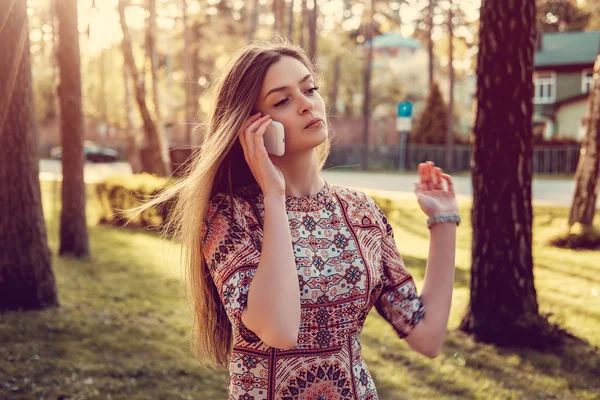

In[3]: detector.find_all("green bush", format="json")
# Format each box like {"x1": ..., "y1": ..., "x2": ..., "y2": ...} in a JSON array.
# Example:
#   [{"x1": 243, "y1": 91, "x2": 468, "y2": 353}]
[
  {"x1": 95, "y1": 173, "x2": 177, "y2": 229},
  {"x1": 411, "y1": 82, "x2": 448, "y2": 145}
]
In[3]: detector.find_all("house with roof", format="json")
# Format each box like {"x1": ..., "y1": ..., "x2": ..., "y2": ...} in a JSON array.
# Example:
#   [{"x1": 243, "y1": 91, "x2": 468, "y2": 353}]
[{"x1": 533, "y1": 31, "x2": 599, "y2": 140}]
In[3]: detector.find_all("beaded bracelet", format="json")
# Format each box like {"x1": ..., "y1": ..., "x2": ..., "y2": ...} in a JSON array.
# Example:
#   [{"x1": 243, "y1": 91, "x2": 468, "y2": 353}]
[{"x1": 426, "y1": 212, "x2": 461, "y2": 230}]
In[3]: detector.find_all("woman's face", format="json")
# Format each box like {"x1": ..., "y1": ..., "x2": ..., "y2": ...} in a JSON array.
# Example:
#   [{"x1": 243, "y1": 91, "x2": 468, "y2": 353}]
[{"x1": 253, "y1": 56, "x2": 328, "y2": 156}]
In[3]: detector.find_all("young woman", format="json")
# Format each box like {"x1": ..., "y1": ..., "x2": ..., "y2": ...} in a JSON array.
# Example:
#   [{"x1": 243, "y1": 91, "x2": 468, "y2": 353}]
[{"x1": 144, "y1": 40, "x2": 459, "y2": 399}]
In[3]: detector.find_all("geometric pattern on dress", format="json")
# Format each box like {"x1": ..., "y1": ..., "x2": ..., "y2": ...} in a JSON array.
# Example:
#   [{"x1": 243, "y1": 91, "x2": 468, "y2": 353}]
[{"x1": 201, "y1": 181, "x2": 426, "y2": 399}]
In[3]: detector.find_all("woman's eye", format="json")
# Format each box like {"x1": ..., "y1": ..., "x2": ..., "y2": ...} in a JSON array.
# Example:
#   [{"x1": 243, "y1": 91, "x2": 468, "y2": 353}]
[{"x1": 274, "y1": 87, "x2": 319, "y2": 107}]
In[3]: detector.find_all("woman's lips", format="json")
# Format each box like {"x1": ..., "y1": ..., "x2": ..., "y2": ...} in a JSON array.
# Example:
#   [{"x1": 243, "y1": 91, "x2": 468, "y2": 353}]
[{"x1": 305, "y1": 119, "x2": 323, "y2": 129}]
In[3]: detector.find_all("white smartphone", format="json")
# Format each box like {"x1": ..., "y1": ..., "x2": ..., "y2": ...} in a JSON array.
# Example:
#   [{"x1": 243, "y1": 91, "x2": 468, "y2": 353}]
[{"x1": 263, "y1": 120, "x2": 285, "y2": 156}]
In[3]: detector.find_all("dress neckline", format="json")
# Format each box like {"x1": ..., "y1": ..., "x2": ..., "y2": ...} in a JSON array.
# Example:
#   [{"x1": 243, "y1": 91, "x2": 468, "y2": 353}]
[{"x1": 236, "y1": 180, "x2": 333, "y2": 212}]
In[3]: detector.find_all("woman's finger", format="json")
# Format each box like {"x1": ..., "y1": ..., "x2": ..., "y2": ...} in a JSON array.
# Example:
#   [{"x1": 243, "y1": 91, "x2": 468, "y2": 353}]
[
  {"x1": 246, "y1": 114, "x2": 271, "y2": 135},
  {"x1": 434, "y1": 167, "x2": 444, "y2": 189},
  {"x1": 441, "y1": 173, "x2": 454, "y2": 194},
  {"x1": 240, "y1": 113, "x2": 263, "y2": 158},
  {"x1": 418, "y1": 163, "x2": 425, "y2": 184}
]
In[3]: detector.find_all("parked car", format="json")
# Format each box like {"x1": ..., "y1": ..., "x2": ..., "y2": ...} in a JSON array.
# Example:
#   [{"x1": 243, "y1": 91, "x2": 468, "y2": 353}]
[{"x1": 50, "y1": 141, "x2": 119, "y2": 163}]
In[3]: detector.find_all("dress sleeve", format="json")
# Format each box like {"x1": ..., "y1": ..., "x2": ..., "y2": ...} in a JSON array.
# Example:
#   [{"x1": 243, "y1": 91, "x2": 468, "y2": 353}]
[
  {"x1": 201, "y1": 193, "x2": 262, "y2": 343},
  {"x1": 371, "y1": 200, "x2": 426, "y2": 339}
]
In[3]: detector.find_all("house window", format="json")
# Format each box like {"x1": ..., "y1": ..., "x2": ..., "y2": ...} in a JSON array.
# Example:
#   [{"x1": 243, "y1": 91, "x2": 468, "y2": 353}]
[
  {"x1": 582, "y1": 69, "x2": 595, "y2": 93},
  {"x1": 533, "y1": 71, "x2": 556, "y2": 104}
]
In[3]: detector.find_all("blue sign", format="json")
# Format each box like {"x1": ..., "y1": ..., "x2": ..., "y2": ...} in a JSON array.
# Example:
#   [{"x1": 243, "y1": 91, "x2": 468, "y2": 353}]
[{"x1": 397, "y1": 102, "x2": 412, "y2": 118}]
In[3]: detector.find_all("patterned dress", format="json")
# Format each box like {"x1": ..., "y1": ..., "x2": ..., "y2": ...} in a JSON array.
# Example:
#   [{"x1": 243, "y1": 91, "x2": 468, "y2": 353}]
[{"x1": 201, "y1": 180, "x2": 426, "y2": 400}]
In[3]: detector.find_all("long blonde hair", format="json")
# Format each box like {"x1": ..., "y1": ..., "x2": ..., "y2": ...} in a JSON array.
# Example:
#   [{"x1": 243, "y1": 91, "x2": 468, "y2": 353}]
[{"x1": 136, "y1": 40, "x2": 331, "y2": 368}]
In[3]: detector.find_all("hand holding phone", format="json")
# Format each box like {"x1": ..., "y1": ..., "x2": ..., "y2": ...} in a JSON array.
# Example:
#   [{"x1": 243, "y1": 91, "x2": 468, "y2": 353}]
[{"x1": 263, "y1": 120, "x2": 285, "y2": 156}]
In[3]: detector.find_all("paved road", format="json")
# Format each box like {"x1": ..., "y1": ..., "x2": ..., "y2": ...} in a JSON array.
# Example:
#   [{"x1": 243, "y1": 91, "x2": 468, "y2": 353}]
[{"x1": 40, "y1": 159, "x2": 598, "y2": 207}]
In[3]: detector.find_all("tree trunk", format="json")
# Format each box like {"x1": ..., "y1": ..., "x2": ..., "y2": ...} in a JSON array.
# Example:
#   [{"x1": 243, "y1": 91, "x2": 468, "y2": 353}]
[
  {"x1": 190, "y1": 20, "x2": 203, "y2": 145},
  {"x1": 56, "y1": 0, "x2": 90, "y2": 257},
  {"x1": 330, "y1": 56, "x2": 341, "y2": 116},
  {"x1": 307, "y1": 0, "x2": 317, "y2": 63},
  {"x1": 568, "y1": 54, "x2": 600, "y2": 230},
  {"x1": 361, "y1": 0, "x2": 374, "y2": 171},
  {"x1": 146, "y1": 0, "x2": 171, "y2": 173},
  {"x1": 427, "y1": 0, "x2": 434, "y2": 89},
  {"x1": 446, "y1": 0, "x2": 455, "y2": 172},
  {"x1": 459, "y1": 0, "x2": 543, "y2": 347},
  {"x1": 0, "y1": 0, "x2": 58, "y2": 311},
  {"x1": 182, "y1": 0, "x2": 193, "y2": 145},
  {"x1": 273, "y1": 0, "x2": 284, "y2": 36},
  {"x1": 124, "y1": 65, "x2": 142, "y2": 173},
  {"x1": 247, "y1": 0, "x2": 259, "y2": 41},
  {"x1": 118, "y1": 0, "x2": 170, "y2": 177},
  {"x1": 287, "y1": 0, "x2": 295, "y2": 40},
  {"x1": 299, "y1": 0, "x2": 307, "y2": 49}
]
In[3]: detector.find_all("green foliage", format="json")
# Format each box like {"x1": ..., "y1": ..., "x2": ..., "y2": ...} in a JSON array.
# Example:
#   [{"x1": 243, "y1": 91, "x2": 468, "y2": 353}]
[
  {"x1": 32, "y1": 65, "x2": 56, "y2": 122},
  {"x1": 537, "y1": 0, "x2": 591, "y2": 32},
  {"x1": 411, "y1": 82, "x2": 448, "y2": 144},
  {"x1": 95, "y1": 174, "x2": 176, "y2": 228}
]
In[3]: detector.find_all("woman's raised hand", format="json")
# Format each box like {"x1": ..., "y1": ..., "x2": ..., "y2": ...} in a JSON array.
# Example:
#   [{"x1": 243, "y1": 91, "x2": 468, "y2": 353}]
[
  {"x1": 238, "y1": 112, "x2": 286, "y2": 198},
  {"x1": 414, "y1": 161, "x2": 459, "y2": 218}
]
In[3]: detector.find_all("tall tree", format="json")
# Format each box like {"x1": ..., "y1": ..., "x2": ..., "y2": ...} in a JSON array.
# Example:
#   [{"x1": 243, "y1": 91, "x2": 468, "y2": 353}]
[
  {"x1": 55, "y1": 0, "x2": 89, "y2": 257},
  {"x1": 426, "y1": 0, "x2": 435, "y2": 88},
  {"x1": 273, "y1": 0, "x2": 285, "y2": 36},
  {"x1": 247, "y1": 0, "x2": 259, "y2": 41},
  {"x1": 446, "y1": 0, "x2": 455, "y2": 172},
  {"x1": 299, "y1": 0, "x2": 307, "y2": 48},
  {"x1": 568, "y1": 55, "x2": 600, "y2": 231},
  {"x1": 0, "y1": 0, "x2": 57, "y2": 311},
  {"x1": 123, "y1": 66, "x2": 143, "y2": 173},
  {"x1": 118, "y1": 0, "x2": 171, "y2": 177},
  {"x1": 287, "y1": 0, "x2": 295, "y2": 40},
  {"x1": 307, "y1": 0, "x2": 318, "y2": 62},
  {"x1": 459, "y1": 0, "x2": 546, "y2": 347},
  {"x1": 145, "y1": 0, "x2": 171, "y2": 173},
  {"x1": 361, "y1": 0, "x2": 374, "y2": 171}
]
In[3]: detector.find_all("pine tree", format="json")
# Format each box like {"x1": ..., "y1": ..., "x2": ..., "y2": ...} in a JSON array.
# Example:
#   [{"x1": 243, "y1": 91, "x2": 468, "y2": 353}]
[{"x1": 412, "y1": 82, "x2": 448, "y2": 145}]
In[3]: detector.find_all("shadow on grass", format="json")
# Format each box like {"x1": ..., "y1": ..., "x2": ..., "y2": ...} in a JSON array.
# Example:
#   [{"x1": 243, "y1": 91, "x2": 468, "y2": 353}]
[
  {"x1": 403, "y1": 254, "x2": 470, "y2": 290},
  {"x1": 0, "y1": 225, "x2": 228, "y2": 400},
  {"x1": 361, "y1": 321, "x2": 600, "y2": 400}
]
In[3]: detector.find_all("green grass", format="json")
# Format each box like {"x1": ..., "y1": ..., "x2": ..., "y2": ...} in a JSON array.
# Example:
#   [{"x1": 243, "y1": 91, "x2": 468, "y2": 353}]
[{"x1": 1, "y1": 182, "x2": 599, "y2": 399}]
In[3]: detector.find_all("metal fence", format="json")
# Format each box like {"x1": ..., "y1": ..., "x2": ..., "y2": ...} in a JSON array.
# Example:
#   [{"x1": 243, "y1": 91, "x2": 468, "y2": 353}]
[{"x1": 324, "y1": 145, "x2": 581, "y2": 175}]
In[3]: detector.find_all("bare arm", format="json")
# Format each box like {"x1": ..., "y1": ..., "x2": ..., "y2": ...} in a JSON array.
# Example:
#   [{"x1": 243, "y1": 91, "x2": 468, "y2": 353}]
[
  {"x1": 404, "y1": 223, "x2": 456, "y2": 357},
  {"x1": 241, "y1": 195, "x2": 300, "y2": 349},
  {"x1": 403, "y1": 162, "x2": 458, "y2": 358}
]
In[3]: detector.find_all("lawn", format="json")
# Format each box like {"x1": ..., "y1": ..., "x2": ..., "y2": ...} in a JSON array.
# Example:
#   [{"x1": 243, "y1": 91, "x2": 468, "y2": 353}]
[{"x1": 0, "y1": 181, "x2": 598, "y2": 400}]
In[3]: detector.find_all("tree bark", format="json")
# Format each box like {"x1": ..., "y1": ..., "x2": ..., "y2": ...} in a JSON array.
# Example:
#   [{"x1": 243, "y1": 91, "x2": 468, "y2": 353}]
[
  {"x1": 330, "y1": 56, "x2": 341, "y2": 116},
  {"x1": 568, "y1": 54, "x2": 600, "y2": 230},
  {"x1": 361, "y1": 0, "x2": 374, "y2": 171},
  {"x1": 56, "y1": 0, "x2": 90, "y2": 257},
  {"x1": 247, "y1": 0, "x2": 259, "y2": 41},
  {"x1": 273, "y1": 0, "x2": 284, "y2": 36},
  {"x1": 118, "y1": 0, "x2": 170, "y2": 177},
  {"x1": 146, "y1": 0, "x2": 171, "y2": 173},
  {"x1": 182, "y1": 0, "x2": 193, "y2": 145},
  {"x1": 287, "y1": 0, "x2": 295, "y2": 40},
  {"x1": 446, "y1": 0, "x2": 455, "y2": 172},
  {"x1": 459, "y1": 0, "x2": 543, "y2": 347},
  {"x1": 0, "y1": 0, "x2": 58, "y2": 311},
  {"x1": 307, "y1": 0, "x2": 318, "y2": 63},
  {"x1": 123, "y1": 65, "x2": 142, "y2": 174},
  {"x1": 299, "y1": 0, "x2": 307, "y2": 49},
  {"x1": 427, "y1": 0, "x2": 434, "y2": 89}
]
